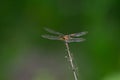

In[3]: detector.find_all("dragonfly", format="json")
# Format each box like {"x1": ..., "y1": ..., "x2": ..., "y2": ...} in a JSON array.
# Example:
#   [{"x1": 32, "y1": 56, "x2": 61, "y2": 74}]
[{"x1": 42, "y1": 28, "x2": 88, "y2": 43}]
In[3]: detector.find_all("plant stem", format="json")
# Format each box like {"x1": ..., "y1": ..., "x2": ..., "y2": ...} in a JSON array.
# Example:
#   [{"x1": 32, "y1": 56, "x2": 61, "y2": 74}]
[{"x1": 65, "y1": 42, "x2": 78, "y2": 80}]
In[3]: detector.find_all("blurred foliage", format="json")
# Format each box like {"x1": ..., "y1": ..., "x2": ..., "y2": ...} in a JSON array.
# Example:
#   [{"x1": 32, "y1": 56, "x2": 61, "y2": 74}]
[{"x1": 0, "y1": 0, "x2": 120, "y2": 80}]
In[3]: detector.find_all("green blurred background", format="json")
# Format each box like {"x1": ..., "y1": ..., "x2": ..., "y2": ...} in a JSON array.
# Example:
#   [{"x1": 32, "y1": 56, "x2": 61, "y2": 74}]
[{"x1": 0, "y1": 0, "x2": 120, "y2": 80}]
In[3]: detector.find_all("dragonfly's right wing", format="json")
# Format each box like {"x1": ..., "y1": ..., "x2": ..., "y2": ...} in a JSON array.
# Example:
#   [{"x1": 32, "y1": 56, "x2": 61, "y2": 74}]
[
  {"x1": 70, "y1": 31, "x2": 88, "y2": 37},
  {"x1": 67, "y1": 38, "x2": 85, "y2": 43},
  {"x1": 44, "y1": 28, "x2": 64, "y2": 35},
  {"x1": 41, "y1": 34, "x2": 60, "y2": 40}
]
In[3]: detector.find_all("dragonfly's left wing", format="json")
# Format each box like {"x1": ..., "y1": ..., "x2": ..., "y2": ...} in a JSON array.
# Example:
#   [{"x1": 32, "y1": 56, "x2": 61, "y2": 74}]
[
  {"x1": 41, "y1": 34, "x2": 60, "y2": 40},
  {"x1": 67, "y1": 38, "x2": 85, "y2": 43},
  {"x1": 44, "y1": 28, "x2": 64, "y2": 35},
  {"x1": 70, "y1": 31, "x2": 88, "y2": 37}
]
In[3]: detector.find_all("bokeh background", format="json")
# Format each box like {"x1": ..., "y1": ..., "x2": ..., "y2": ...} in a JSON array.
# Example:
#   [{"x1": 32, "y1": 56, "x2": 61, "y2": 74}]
[{"x1": 0, "y1": 0, "x2": 120, "y2": 80}]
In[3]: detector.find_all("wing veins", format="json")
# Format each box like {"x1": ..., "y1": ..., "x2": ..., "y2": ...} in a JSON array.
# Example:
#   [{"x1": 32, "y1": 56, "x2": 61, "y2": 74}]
[
  {"x1": 44, "y1": 28, "x2": 64, "y2": 35},
  {"x1": 70, "y1": 31, "x2": 88, "y2": 37},
  {"x1": 41, "y1": 34, "x2": 60, "y2": 40}
]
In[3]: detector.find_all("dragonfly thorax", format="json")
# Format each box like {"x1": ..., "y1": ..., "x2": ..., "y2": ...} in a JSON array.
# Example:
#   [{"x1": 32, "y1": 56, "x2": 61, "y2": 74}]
[{"x1": 59, "y1": 35, "x2": 71, "y2": 41}]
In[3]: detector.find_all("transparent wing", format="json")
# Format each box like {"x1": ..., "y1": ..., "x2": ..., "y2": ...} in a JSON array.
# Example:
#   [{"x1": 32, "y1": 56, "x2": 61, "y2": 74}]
[
  {"x1": 41, "y1": 34, "x2": 60, "y2": 40},
  {"x1": 67, "y1": 38, "x2": 85, "y2": 43},
  {"x1": 70, "y1": 31, "x2": 88, "y2": 37},
  {"x1": 44, "y1": 27, "x2": 64, "y2": 35}
]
